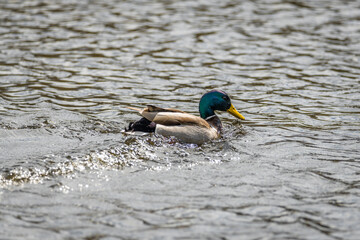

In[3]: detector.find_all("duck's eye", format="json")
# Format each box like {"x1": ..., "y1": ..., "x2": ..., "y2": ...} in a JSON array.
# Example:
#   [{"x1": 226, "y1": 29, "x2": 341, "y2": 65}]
[{"x1": 222, "y1": 96, "x2": 228, "y2": 101}]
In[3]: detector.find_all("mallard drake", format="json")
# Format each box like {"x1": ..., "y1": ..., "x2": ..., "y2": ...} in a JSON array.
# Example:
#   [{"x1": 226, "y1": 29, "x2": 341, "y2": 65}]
[{"x1": 126, "y1": 90, "x2": 245, "y2": 144}]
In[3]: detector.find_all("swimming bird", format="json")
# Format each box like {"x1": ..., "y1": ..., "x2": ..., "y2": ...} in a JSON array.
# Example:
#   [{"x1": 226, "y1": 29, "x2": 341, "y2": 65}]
[{"x1": 126, "y1": 90, "x2": 245, "y2": 144}]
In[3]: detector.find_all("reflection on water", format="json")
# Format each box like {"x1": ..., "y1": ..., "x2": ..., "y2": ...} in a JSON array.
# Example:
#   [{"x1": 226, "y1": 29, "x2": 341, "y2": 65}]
[{"x1": 1, "y1": 0, "x2": 360, "y2": 239}]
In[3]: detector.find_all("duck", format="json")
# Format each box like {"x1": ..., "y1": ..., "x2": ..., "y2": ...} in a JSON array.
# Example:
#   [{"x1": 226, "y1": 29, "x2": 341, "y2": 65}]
[{"x1": 126, "y1": 90, "x2": 245, "y2": 144}]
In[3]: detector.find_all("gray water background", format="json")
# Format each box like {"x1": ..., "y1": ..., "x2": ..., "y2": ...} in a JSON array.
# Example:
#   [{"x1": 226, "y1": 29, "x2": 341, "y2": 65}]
[{"x1": 0, "y1": 0, "x2": 360, "y2": 239}]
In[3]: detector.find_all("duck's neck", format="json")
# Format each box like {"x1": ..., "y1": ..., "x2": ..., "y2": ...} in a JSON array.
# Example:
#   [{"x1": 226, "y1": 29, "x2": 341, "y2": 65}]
[
  {"x1": 199, "y1": 91, "x2": 220, "y2": 119},
  {"x1": 199, "y1": 106, "x2": 215, "y2": 119},
  {"x1": 199, "y1": 97, "x2": 222, "y2": 133},
  {"x1": 199, "y1": 103, "x2": 215, "y2": 119}
]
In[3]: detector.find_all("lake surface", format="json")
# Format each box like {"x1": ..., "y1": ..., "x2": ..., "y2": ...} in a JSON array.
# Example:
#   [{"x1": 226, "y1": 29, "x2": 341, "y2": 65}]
[{"x1": 1, "y1": 0, "x2": 359, "y2": 239}]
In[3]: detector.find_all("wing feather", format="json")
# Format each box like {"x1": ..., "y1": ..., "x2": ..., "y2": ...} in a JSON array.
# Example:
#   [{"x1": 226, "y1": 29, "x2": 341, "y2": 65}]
[
  {"x1": 152, "y1": 112, "x2": 210, "y2": 128},
  {"x1": 127, "y1": 105, "x2": 210, "y2": 128}
]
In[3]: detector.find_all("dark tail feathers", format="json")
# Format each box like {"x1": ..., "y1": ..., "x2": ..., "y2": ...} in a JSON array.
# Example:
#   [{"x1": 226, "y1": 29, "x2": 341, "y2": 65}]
[{"x1": 125, "y1": 117, "x2": 156, "y2": 132}]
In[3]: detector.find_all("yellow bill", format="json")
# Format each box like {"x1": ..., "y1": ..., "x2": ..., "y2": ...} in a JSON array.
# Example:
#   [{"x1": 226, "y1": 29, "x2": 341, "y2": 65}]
[{"x1": 227, "y1": 103, "x2": 245, "y2": 120}]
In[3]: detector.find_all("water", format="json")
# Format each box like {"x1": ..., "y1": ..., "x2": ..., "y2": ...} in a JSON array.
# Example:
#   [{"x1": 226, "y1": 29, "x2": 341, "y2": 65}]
[{"x1": 1, "y1": 0, "x2": 360, "y2": 239}]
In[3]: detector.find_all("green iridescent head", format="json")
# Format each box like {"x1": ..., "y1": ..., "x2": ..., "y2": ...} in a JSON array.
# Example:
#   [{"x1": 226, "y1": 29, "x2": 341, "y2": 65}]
[{"x1": 199, "y1": 90, "x2": 245, "y2": 120}]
